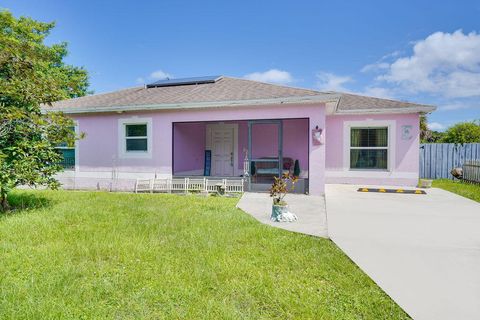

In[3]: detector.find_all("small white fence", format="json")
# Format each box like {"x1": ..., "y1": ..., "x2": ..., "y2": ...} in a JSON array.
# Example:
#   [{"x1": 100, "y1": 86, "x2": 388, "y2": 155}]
[{"x1": 135, "y1": 177, "x2": 245, "y2": 194}]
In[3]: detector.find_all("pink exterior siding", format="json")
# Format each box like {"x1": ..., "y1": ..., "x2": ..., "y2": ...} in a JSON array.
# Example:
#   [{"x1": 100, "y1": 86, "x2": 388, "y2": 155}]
[
  {"x1": 325, "y1": 113, "x2": 420, "y2": 186},
  {"x1": 68, "y1": 103, "x2": 325, "y2": 194},
  {"x1": 173, "y1": 122, "x2": 206, "y2": 173},
  {"x1": 59, "y1": 102, "x2": 421, "y2": 193}
]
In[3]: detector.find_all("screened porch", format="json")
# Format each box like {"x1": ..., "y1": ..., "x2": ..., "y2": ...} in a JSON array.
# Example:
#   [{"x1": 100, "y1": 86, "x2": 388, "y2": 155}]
[{"x1": 172, "y1": 118, "x2": 310, "y2": 193}]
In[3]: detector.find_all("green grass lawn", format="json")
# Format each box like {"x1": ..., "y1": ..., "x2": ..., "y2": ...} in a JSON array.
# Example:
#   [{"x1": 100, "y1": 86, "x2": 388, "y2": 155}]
[
  {"x1": 0, "y1": 190, "x2": 408, "y2": 319},
  {"x1": 433, "y1": 179, "x2": 480, "y2": 203}
]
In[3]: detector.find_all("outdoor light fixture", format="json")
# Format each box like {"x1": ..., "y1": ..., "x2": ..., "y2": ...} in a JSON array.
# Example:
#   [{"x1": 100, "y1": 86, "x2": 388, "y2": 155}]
[{"x1": 312, "y1": 125, "x2": 324, "y2": 145}]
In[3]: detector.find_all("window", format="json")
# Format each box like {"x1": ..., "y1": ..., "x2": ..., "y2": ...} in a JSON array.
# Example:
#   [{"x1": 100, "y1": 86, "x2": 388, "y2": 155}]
[
  {"x1": 56, "y1": 126, "x2": 76, "y2": 170},
  {"x1": 118, "y1": 118, "x2": 152, "y2": 158},
  {"x1": 125, "y1": 124, "x2": 148, "y2": 152},
  {"x1": 350, "y1": 127, "x2": 388, "y2": 170}
]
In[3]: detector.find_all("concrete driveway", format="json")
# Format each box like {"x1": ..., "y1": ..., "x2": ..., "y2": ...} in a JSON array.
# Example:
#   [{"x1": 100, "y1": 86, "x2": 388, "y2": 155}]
[{"x1": 326, "y1": 184, "x2": 480, "y2": 320}]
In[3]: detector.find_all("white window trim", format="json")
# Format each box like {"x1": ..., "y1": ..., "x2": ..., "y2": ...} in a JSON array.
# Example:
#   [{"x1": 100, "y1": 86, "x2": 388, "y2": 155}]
[
  {"x1": 118, "y1": 117, "x2": 153, "y2": 159},
  {"x1": 343, "y1": 120, "x2": 396, "y2": 173}
]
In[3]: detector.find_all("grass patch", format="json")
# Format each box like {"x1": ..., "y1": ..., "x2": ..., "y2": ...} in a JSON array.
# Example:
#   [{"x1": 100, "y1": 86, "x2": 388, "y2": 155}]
[
  {"x1": 0, "y1": 190, "x2": 409, "y2": 319},
  {"x1": 433, "y1": 179, "x2": 480, "y2": 203}
]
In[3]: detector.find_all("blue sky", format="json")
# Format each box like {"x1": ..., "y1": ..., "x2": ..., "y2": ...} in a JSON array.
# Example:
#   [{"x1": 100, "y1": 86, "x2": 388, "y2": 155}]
[{"x1": 3, "y1": 0, "x2": 480, "y2": 130}]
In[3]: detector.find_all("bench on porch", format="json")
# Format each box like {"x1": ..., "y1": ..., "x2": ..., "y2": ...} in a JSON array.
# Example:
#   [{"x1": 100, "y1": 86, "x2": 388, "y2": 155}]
[
  {"x1": 251, "y1": 157, "x2": 294, "y2": 182},
  {"x1": 134, "y1": 177, "x2": 245, "y2": 194}
]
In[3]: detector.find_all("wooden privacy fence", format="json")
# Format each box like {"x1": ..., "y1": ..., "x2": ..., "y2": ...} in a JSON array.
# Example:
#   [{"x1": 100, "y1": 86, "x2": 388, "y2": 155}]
[
  {"x1": 419, "y1": 143, "x2": 480, "y2": 179},
  {"x1": 463, "y1": 160, "x2": 480, "y2": 183}
]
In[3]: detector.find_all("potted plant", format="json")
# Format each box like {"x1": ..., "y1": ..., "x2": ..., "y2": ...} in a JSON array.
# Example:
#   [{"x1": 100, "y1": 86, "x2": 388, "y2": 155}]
[
  {"x1": 293, "y1": 159, "x2": 300, "y2": 177},
  {"x1": 269, "y1": 173, "x2": 298, "y2": 222}
]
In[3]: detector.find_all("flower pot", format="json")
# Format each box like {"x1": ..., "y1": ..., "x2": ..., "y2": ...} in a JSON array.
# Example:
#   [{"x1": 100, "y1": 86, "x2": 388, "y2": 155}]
[
  {"x1": 418, "y1": 179, "x2": 433, "y2": 188},
  {"x1": 271, "y1": 204, "x2": 298, "y2": 222},
  {"x1": 271, "y1": 204, "x2": 289, "y2": 222}
]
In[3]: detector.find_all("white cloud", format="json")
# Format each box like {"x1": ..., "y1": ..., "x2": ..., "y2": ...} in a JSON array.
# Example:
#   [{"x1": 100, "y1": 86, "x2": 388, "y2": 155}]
[
  {"x1": 361, "y1": 51, "x2": 402, "y2": 73},
  {"x1": 382, "y1": 50, "x2": 402, "y2": 60},
  {"x1": 316, "y1": 72, "x2": 353, "y2": 92},
  {"x1": 361, "y1": 62, "x2": 390, "y2": 73},
  {"x1": 314, "y1": 72, "x2": 394, "y2": 98},
  {"x1": 428, "y1": 122, "x2": 446, "y2": 131},
  {"x1": 135, "y1": 69, "x2": 172, "y2": 84},
  {"x1": 244, "y1": 69, "x2": 293, "y2": 84},
  {"x1": 377, "y1": 30, "x2": 480, "y2": 98},
  {"x1": 150, "y1": 70, "x2": 171, "y2": 80},
  {"x1": 439, "y1": 103, "x2": 469, "y2": 111},
  {"x1": 439, "y1": 102, "x2": 480, "y2": 111}
]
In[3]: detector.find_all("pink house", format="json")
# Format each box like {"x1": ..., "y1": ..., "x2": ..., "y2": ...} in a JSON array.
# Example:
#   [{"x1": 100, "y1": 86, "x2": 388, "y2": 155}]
[{"x1": 48, "y1": 76, "x2": 435, "y2": 195}]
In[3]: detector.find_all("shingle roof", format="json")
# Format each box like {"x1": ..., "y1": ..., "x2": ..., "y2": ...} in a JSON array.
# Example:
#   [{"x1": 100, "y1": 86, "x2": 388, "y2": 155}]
[
  {"x1": 44, "y1": 76, "x2": 435, "y2": 114},
  {"x1": 335, "y1": 92, "x2": 434, "y2": 113},
  {"x1": 47, "y1": 77, "x2": 322, "y2": 110}
]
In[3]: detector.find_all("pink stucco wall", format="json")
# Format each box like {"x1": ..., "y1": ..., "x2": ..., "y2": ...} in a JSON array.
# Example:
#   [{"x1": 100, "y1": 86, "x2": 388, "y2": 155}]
[
  {"x1": 61, "y1": 102, "x2": 421, "y2": 192},
  {"x1": 172, "y1": 119, "x2": 309, "y2": 174},
  {"x1": 72, "y1": 103, "x2": 325, "y2": 195},
  {"x1": 325, "y1": 113, "x2": 420, "y2": 186},
  {"x1": 173, "y1": 122, "x2": 206, "y2": 173}
]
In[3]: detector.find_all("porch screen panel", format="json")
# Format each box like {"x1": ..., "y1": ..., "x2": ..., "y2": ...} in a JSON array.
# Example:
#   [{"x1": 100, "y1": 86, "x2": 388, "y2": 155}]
[
  {"x1": 249, "y1": 122, "x2": 282, "y2": 181},
  {"x1": 251, "y1": 123, "x2": 278, "y2": 159}
]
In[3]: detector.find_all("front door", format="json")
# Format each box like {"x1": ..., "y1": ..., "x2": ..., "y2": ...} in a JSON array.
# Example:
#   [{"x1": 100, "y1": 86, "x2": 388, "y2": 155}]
[{"x1": 211, "y1": 125, "x2": 235, "y2": 176}]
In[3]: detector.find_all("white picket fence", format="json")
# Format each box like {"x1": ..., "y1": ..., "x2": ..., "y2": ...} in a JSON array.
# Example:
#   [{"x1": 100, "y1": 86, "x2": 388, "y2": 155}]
[{"x1": 135, "y1": 177, "x2": 245, "y2": 194}]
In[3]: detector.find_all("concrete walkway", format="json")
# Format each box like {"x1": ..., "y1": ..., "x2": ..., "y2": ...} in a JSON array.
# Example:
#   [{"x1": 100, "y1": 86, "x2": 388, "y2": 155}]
[
  {"x1": 236, "y1": 192, "x2": 328, "y2": 238},
  {"x1": 326, "y1": 184, "x2": 480, "y2": 320}
]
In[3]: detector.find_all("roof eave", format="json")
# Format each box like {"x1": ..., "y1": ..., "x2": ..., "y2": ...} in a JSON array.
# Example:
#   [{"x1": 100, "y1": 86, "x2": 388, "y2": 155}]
[
  {"x1": 333, "y1": 106, "x2": 436, "y2": 115},
  {"x1": 42, "y1": 94, "x2": 341, "y2": 114}
]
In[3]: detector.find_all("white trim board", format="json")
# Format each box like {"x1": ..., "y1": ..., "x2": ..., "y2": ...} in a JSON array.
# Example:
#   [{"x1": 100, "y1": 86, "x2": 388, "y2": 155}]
[
  {"x1": 45, "y1": 94, "x2": 340, "y2": 114},
  {"x1": 118, "y1": 117, "x2": 153, "y2": 159},
  {"x1": 343, "y1": 119, "x2": 396, "y2": 172}
]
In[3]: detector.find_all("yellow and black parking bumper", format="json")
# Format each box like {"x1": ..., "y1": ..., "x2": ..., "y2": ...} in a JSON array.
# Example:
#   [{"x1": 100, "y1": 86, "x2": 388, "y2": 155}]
[{"x1": 357, "y1": 188, "x2": 426, "y2": 194}]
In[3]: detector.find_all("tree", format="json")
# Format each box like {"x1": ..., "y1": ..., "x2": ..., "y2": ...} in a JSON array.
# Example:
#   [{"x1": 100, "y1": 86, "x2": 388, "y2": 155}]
[
  {"x1": 427, "y1": 130, "x2": 446, "y2": 143},
  {"x1": 420, "y1": 115, "x2": 446, "y2": 143},
  {"x1": 419, "y1": 115, "x2": 429, "y2": 142},
  {"x1": 0, "y1": 11, "x2": 89, "y2": 211},
  {"x1": 440, "y1": 121, "x2": 480, "y2": 144}
]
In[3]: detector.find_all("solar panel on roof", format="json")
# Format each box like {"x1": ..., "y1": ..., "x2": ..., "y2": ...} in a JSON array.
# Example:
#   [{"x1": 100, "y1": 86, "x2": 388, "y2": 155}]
[{"x1": 146, "y1": 75, "x2": 223, "y2": 88}]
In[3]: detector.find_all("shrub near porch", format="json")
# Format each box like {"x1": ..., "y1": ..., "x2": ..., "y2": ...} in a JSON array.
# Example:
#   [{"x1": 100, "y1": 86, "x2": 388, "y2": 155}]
[{"x1": 0, "y1": 191, "x2": 408, "y2": 319}]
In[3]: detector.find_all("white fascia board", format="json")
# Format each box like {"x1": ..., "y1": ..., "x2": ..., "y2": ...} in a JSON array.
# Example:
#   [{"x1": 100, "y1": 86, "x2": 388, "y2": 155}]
[
  {"x1": 333, "y1": 106, "x2": 436, "y2": 115},
  {"x1": 43, "y1": 94, "x2": 340, "y2": 115}
]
